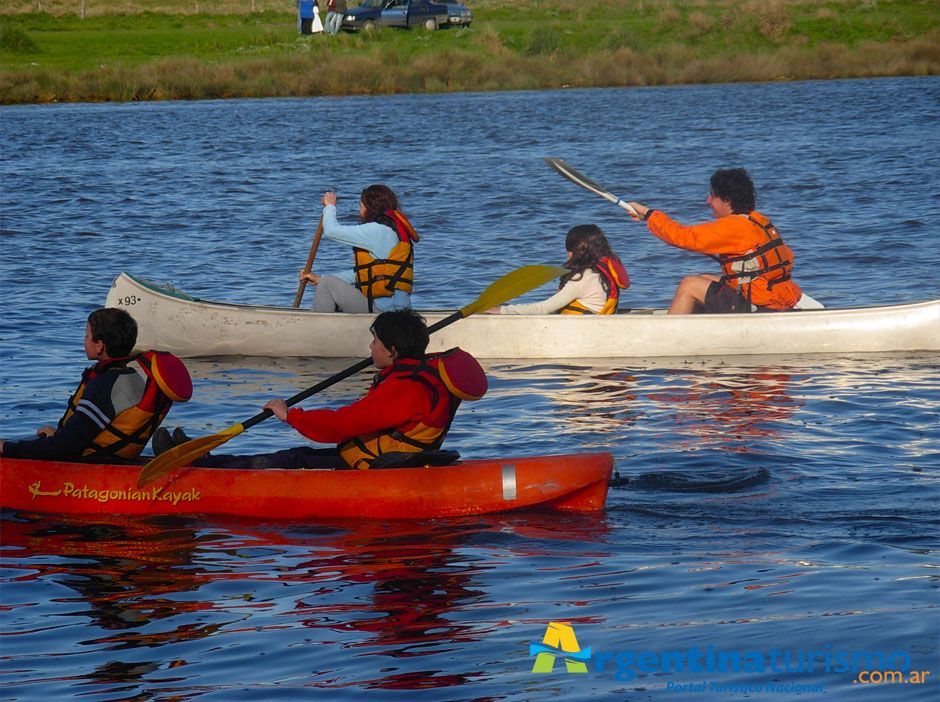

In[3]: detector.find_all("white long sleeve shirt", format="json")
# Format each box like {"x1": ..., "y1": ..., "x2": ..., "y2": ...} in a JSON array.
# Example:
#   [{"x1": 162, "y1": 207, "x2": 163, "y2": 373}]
[{"x1": 501, "y1": 269, "x2": 608, "y2": 314}]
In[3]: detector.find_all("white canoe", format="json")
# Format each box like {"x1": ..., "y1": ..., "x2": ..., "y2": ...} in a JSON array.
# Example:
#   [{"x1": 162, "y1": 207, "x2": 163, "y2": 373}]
[{"x1": 105, "y1": 272, "x2": 940, "y2": 359}]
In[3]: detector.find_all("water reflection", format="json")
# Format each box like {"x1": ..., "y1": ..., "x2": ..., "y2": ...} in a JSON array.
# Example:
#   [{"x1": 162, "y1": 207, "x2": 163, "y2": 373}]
[
  {"x1": 1, "y1": 515, "x2": 220, "y2": 633},
  {"x1": 485, "y1": 359, "x2": 799, "y2": 453},
  {"x1": 1, "y1": 511, "x2": 611, "y2": 693},
  {"x1": 645, "y1": 368, "x2": 798, "y2": 442},
  {"x1": 489, "y1": 363, "x2": 641, "y2": 434}
]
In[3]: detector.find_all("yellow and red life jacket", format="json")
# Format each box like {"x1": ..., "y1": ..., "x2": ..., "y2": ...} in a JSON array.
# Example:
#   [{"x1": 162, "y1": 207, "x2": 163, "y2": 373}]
[
  {"x1": 717, "y1": 213, "x2": 795, "y2": 304},
  {"x1": 353, "y1": 209, "x2": 418, "y2": 312},
  {"x1": 60, "y1": 350, "x2": 192, "y2": 461},
  {"x1": 560, "y1": 256, "x2": 631, "y2": 315},
  {"x1": 338, "y1": 348, "x2": 486, "y2": 470}
]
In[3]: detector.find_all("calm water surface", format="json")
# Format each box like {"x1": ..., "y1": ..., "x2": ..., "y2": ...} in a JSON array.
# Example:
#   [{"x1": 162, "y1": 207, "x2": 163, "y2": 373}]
[{"x1": 1, "y1": 78, "x2": 939, "y2": 700}]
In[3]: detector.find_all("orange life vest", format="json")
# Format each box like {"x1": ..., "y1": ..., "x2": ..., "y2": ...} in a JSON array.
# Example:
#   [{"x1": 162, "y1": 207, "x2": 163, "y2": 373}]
[
  {"x1": 717, "y1": 213, "x2": 794, "y2": 304},
  {"x1": 338, "y1": 348, "x2": 486, "y2": 470},
  {"x1": 353, "y1": 209, "x2": 418, "y2": 312},
  {"x1": 60, "y1": 351, "x2": 192, "y2": 460},
  {"x1": 560, "y1": 256, "x2": 631, "y2": 315}
]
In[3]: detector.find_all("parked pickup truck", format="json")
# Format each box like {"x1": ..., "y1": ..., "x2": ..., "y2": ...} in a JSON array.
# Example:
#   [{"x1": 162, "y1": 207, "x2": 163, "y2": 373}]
[{"x1": 341, "y1": 0, "x2": 452, "y2": 32}]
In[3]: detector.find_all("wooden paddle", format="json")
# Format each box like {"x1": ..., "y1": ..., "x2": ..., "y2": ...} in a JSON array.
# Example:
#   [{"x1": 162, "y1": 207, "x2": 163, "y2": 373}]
[
  {"x1": 545, "y1": 157, "x2": 638, "y2": 216},
  {"x1": 137, "y1": 264, "x2": 567, "y2": 488},
  {"x1": 292, "y1": 214, "x2": 324, "y2": 308}
]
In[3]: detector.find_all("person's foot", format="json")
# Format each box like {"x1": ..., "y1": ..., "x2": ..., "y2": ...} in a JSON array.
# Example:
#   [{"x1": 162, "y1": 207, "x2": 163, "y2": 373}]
[
  {"x1": 171, "y1": 427, "x2": 192, "y2": 446},
  {"x1": 152, "y1": 427, "x2": 173, "y2": 456}
]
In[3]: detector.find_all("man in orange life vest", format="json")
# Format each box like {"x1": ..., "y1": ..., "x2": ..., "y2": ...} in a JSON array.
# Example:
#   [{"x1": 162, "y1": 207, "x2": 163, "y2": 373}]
[
  {"x1": 0, "y1": 308, "x2": 191, "y2": 462},
  {"x1": 627, "y1": 168, "x2": 802, "y2": 314}
]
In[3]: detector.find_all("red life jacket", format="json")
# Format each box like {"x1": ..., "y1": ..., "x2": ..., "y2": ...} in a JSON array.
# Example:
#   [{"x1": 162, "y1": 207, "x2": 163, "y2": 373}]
[
  {"x1": 338, "y1": 348, "x2": 486, "y2": 470},
  {"x1": 560, "y1": 256, "x2": 631, "y2": 315}
]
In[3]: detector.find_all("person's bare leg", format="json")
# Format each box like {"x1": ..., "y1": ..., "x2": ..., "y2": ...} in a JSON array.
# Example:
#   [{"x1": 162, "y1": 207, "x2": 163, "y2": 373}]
[{"x1": 668, "y1": 274, "x2": 719, "y2": 314}]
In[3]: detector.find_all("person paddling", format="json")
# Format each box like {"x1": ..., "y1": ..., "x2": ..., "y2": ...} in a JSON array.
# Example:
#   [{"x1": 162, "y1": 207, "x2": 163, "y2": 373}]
[
  {"x1": 487, "y1": 224, "x2": 629, "y2": 315},
  {"x1": 0, "y1": 308, "x2": 191, "y2": 462},
  {"x1": 299, "y1": 185, "x2": 418, "y2": 313},
  {"x1": 154, "y1": 309, "x2": 486, "y2": 470},
  {"x1": 627, "y1": 168, "x2": 802, "y2": 314}
]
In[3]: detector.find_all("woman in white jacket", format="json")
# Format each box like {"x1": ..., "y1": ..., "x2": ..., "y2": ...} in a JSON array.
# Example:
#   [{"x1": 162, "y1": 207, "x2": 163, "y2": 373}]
[
  {"x1": 488, "y1": 224, "x2": 630, "y2": 315},
  {"x1": 312, "y1": 0, "x2": 324, "y2": 33}
]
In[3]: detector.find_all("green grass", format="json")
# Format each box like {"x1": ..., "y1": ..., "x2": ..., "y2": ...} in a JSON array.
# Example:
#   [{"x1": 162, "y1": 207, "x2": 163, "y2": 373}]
[{"x1": 1, "y1": 0, "x2": 938, "y2": 103}]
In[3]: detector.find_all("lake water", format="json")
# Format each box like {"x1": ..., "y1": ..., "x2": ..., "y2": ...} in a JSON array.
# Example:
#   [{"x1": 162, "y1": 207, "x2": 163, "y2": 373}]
[{"x1": 1, "y1": 77, "x2": 938, "y2": 701}]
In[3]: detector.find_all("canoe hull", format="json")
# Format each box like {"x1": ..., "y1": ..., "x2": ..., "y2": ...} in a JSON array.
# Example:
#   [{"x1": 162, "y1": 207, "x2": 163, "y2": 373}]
[
  {"x1": 105, "y1": 273, "x2": 940, "y2": 359},
  {"x1": 0, "y1": 452, "x2": 613, "y2": 519}
]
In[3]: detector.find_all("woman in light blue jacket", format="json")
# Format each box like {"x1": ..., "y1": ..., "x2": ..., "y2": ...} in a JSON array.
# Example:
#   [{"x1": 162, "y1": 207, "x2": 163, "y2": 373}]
[{"x1": 300, "y1": 185, "x2": 418, "y2": 313}]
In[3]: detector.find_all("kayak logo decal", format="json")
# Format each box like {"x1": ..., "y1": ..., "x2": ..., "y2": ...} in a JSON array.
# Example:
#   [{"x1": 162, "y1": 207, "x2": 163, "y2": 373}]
[
  {"x1": 530, "y1": 622, "x2": 590, "y2": 673},
  {"x1": 28, "y1": 480, "x2": 63, "y2": 499},
  {"x1": 26, "y1": 480, "x2": 201, "y2": 505}
]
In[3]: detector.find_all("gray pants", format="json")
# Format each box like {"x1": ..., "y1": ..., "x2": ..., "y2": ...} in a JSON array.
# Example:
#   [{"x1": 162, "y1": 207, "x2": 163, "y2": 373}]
[
  {"x1": 327, "y1": 11, "x2": 344, "y2": 33},
  {"x1": 312, "y1": 275, "x2": 371, "y2": 313}
]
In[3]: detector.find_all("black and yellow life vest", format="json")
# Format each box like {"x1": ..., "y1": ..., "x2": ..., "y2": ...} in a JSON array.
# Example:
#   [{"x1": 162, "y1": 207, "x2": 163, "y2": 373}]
[
  {"x1": 353, "y1": 209, "x2": 418, "y2": 312},
  {"x1": 560, "y1": 256, "x2": 631, "y2": 315},
  {"x1": 60, "y1": 351, "x2": 192, "y2": 461},
  {"x1": 718, "y1": 212, "x2": 794, "y2": 301},
  {"x1": 338, "y1": 348, "x2": 486, "y2": 470}
]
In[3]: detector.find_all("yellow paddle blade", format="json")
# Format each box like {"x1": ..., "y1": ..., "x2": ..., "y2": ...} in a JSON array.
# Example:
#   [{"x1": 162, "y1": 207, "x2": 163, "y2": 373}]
[
  {"x1": 137, "y1": 424, "x2": 246, "y2": 488},
  {"x1": 460, "y1": 264, "x2": 567, "y2": 317}
]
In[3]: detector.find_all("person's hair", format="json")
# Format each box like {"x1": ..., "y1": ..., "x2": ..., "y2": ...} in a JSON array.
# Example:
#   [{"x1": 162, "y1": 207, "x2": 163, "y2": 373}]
[
  {"x1": 88, "y1": 307, "x2": 138, "y2": 358},
  {"x1": 709, "y1": 168, "x2": 756, "y2": 214},
  {"x1": 561, "y1": 224, "x2": 621, "y2": 287},
  {"x1": 360, "y1": 184, "x2": 399, "y2": 223},
  {"x1": 370, "y1": 309, "x2": 428, "y2": 361}
]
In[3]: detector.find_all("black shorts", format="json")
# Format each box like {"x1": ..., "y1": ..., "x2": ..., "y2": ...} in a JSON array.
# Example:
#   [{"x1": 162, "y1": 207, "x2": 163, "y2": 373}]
[{"x1": 703, "y1": 281, "x2": 755, "y2": 314}]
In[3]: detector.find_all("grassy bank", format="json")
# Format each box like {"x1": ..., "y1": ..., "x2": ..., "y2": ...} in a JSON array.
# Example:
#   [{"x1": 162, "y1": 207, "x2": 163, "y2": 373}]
[{"x1": 1, "y1": 0, "x2": 938, "y2": 104}]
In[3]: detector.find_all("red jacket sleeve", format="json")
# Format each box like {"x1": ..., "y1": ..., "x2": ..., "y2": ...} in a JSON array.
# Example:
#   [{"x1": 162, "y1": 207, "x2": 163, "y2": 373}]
[{"x1": 285, "y1": 374, "x2": 432, "y2": 445}]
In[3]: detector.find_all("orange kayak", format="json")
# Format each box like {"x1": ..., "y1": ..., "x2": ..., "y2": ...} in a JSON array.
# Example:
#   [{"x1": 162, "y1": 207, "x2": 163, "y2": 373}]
[{"x1": 0, "y1": 452, "x2": 612, "y2": 519}]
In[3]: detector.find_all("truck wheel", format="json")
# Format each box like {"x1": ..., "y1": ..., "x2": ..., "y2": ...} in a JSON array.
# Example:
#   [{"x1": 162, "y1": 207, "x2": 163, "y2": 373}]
[
  {"x1": 363, "y1": 20, "x2": 376, "y2": 32},
  {"x1": 424, "y1": 17, "x2": 437, "y2": 30}
]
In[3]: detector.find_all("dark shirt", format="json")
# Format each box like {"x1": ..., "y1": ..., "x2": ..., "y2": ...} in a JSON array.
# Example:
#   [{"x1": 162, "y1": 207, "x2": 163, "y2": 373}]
[{"x1": 3, "y1": 361, "x2": 145, "y2": 461}]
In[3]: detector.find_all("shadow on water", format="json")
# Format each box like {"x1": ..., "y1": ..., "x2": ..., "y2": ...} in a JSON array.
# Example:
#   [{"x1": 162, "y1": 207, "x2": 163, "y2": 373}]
[{"x1": 615, "y1": 466, "x2": 771, "y2": 492}]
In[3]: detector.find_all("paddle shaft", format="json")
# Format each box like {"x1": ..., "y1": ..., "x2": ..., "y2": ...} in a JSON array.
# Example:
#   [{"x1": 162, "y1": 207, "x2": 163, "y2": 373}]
[
  {"x1": 240, "y1": 309, "x2": 467, "y2": 432},
  {"x1": 242, "y1": 357, "x2": 372, "y2": 431},
  {"x1": 292, "y1": 215, "x2": 324, "y2": 308}
]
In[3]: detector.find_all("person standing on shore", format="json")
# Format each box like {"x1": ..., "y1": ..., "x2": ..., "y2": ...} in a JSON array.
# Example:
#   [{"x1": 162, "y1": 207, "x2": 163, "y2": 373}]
[
  {"x1": 298, "y1": 0, "x2": 314, "y2": 34},
  {"x1": 325, "y1": 0, "x2": 347, "y2": 34},
  {"x1": 311, "y1": 0, "x2": 324, "y2": 34},
  {"x1": 627, "y1": 168, "x2": 801, "y2": 314}
]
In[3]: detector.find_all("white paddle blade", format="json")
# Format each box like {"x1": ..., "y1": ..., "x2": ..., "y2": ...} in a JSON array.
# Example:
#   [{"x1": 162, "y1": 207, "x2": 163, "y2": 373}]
[
  {"x1": 545, "y1": 157, "x2": 637, "y2": 215},
  {"x1": 794, "y1": 292, "x2": 825, "y2": 310}
]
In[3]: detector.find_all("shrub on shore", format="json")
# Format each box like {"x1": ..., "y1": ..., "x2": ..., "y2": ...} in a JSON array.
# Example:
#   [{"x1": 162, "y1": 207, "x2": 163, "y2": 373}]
[{"x1": 1, "y1": 0, "x2": 938, "y2": 103}]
